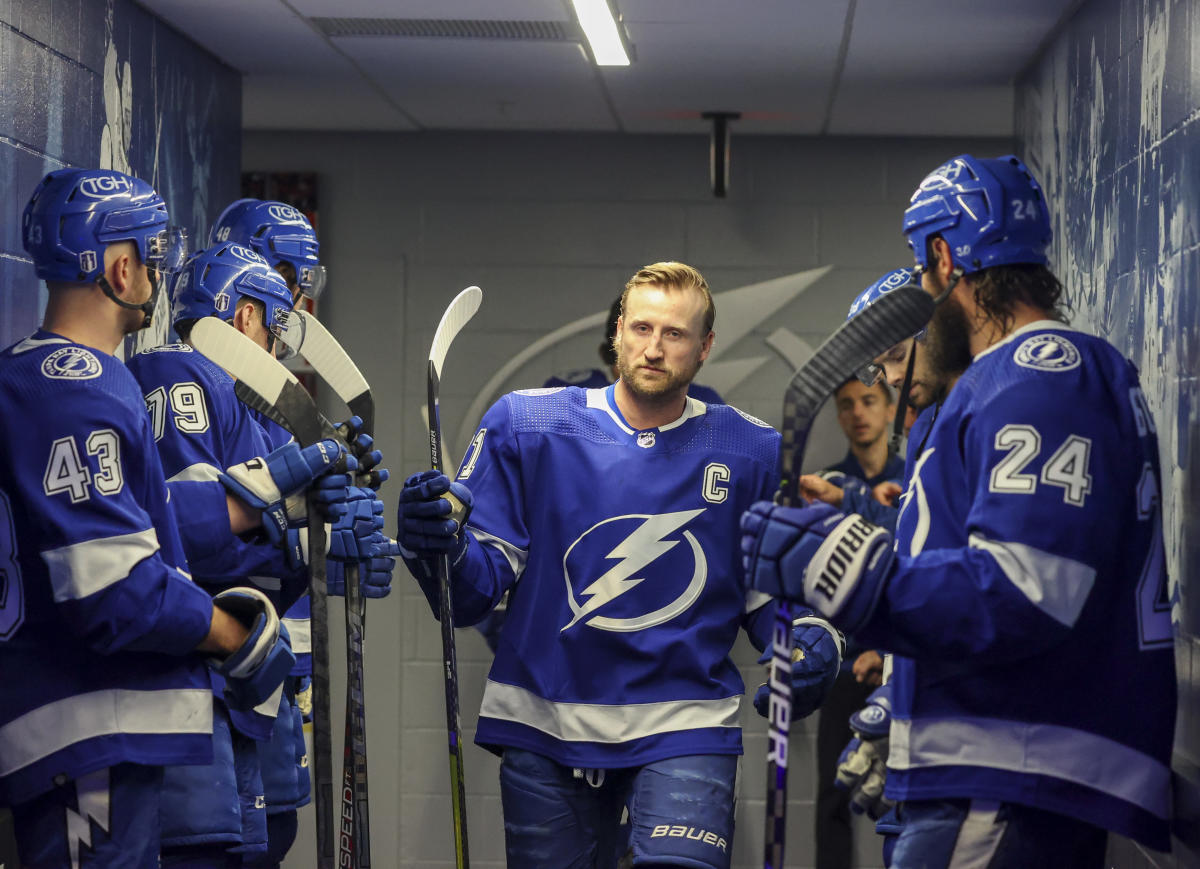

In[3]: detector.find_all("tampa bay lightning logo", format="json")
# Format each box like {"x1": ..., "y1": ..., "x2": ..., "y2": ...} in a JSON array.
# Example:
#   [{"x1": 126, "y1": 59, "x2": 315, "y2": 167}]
[
  {"x1": 1013, "y1": 334, "x2": 1080, "y2": 372},
  {"x1": 858, "y1": 704, "x2": 888, "y2": 726},
  {"x1": 41, "y1": 347, "x2": 102, "y2": 380},
  {"x1": 561, "y1": 509, "x2": 708, "y2": 633}
]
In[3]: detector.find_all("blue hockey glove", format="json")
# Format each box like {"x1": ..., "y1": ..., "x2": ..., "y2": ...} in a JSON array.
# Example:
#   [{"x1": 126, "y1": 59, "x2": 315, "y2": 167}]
[
  {"x1": 741, "y1": 500, "x2": 893, "y2": 634},
  {"x1": 221, "y1": 439, "x2": 352, "y2": 545},
  {"x1": 398, "y1": 470, "x2": 474, "y2": 560},
  {"x1": 753, "y1": 613, "x2": 845, "y2": 720},
  {"x1": 325, "y1": 486, "x2": 385, "y2": 562},
  {"x1": 326, "y1": 533, "x2": 397, "y2": 599},
  {"x1": 209, "y1": 587, "x2": 296, "y2": 711},
  {"x1": 336, "y1": 416, "x2": 390, "y2": 490},
  {"x1": 835, "y1": 683, "x2": 894, "y2": 820}
]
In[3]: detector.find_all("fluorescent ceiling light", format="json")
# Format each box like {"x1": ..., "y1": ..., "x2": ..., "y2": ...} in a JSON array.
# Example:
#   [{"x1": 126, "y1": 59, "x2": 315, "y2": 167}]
[{"x1": 571, "y1": 0, "x2": 631, "y2": 66}]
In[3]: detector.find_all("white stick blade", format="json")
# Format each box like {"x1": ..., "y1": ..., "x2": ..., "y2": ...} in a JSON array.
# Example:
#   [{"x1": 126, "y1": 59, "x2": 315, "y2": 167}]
[
  {"x1": 191, "y1": 317, "x2": 297, "y2": 401},
  {"x1": 291, "y1": 310, "x2": 370, "y2": 403},
  {"x1": 429, "y1": 286, "x2": 482, "y2": 374}
]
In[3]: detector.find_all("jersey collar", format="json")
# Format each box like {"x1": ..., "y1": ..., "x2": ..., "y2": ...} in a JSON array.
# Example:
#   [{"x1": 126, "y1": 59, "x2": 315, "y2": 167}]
[
  {"x1": 587, "y1": 383, "x2": 707, "y2": 435},
  {"x1": 11, "y1": 330, "x2": 73, "y2": 355},
  {"x1": 973, "y1": 319, "x2": 1079, "y2": 364}
]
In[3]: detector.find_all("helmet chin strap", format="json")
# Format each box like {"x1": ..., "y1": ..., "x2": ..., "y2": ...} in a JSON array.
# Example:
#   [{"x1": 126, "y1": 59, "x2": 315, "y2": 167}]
[
  {"x1": 889, "y1": 337, "x2": 919, "y2": 454},
  {"x1": 97, "y1": 273, "x2": 160, "y2": 330}
]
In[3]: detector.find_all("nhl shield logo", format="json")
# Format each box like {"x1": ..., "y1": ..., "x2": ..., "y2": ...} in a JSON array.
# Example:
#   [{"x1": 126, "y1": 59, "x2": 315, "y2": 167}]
[
  {"x1": 1014, "y1": 333, "x2": 1080, "y2": 372},
  {"x1": 636, "y1": 431, "x2": 656, "y2": 448},
  {"x1": 41, "y1": 347, "x2": 102, "y2": 380}
]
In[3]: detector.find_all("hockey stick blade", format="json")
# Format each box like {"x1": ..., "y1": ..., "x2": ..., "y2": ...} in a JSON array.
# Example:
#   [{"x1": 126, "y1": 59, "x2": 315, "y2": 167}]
[
  {"x1": 427, "y1": 286, "x2": 482, "y2": 869},
  {"x1": 763, "y1": 282, "x2": 934, "y2": 869},
  {"x1": 278, "y1": 309, "x2": 376, "y2": 869},
  {"x1": 190, "y1": 318, "x2": 340, "y2": 869}
]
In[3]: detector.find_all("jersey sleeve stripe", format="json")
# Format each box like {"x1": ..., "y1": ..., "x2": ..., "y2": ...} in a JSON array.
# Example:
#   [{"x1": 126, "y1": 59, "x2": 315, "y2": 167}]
[
  {"x1": 744, "y1": 589, "x2": 773, "y2": 614},
  {"x1": 41, "y1": 527, "x2": 161, "y2": 602},
  {"x1": 889, "y1": 716, "x2": 1170, "y2": 820},
  {"x1": 167, "y1": 462, "x2": 223, "y2": 483},
  {"x1": 0, "y1": 687, "x2": 212, "y2": 779},
  {"x1": 967, "y1": 533, "x2": 1096, "y2": 627},
  {"x1": 479, "y1": 679, "x2": 740, "y2": 744},
  {"x1": 469, "y1": 527, "x2": 528, "y2": 582},
  {"x1": 281, "y1": 616, "x2": 311, "y2": 655}
]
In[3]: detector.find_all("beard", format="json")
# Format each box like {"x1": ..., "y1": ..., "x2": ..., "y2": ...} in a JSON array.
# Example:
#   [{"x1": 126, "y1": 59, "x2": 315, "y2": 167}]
[
  {"x1": 615, "y1": 347, "x2": 703, "y2": 403},
  {"x1": 924, "y1": 293, "x2": 973, "y2": 394}
]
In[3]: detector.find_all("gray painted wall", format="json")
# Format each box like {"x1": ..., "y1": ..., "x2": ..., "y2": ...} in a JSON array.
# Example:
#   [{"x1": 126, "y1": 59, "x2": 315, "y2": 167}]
[
  {"x1": 244, "y1": 130, "x2": 1009, "y2": 869},
  {"x1": 1017, "y1": 0, "x2": 1200, "y2": 865}
]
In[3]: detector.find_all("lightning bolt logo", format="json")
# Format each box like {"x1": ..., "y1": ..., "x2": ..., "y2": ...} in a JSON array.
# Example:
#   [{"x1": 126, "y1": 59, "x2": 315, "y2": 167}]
[
  {"x1": 64, "y1": 768, "x2": 112, "y2": 869},
  {"x1": 562, "y1": 509, "x2": 706, "y2": 632}
]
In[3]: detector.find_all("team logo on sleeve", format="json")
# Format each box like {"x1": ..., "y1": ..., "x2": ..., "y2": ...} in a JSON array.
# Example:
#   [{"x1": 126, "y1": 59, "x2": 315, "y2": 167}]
[
  {"x1": 41, "y1": 347, "x2": 102, "y2": 380},
  {"x1": 561, "y1": 509, "x2": 708, "y2": 632},
  {"x1": 1013, "y1": 334, "x2": 1080, "y2": 372}
]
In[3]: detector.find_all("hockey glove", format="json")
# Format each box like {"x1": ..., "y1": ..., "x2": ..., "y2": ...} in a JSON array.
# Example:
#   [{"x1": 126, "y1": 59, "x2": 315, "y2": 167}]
[
  {"x1": 835, "y1": 683, "x2": 894, "y2": 820},
  {"x1": 336, "y1": 416, "x2": 390, "y2": 490},
  {"x1": 209, "y1": 587, "x2": 296, "y2": 711},
  {"x1": 220, "y1": 439, "x2": 351, "y2": 545},
  {"x1": 324, "y1": 486, "x2": 385, "y2": 562},
  {"x1": 398, "y1": 470, "x2": 474, "y2": 561},
  {"x1": 326, "y1": 533, "x2": 397, "y2": 599},
  {"x1": 753, "y1": 613, "x2": 845, "y2": 720},
  {"x1": 741, "y1": 500, "x2": 893, "y2": 634}
]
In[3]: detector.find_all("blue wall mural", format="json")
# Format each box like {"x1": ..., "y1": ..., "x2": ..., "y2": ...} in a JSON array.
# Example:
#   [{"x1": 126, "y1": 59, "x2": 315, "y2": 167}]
[
  {"x1": 0, "y1": 0, "x2": 241, "y2": 351},
  {"x1": 1017, "y1": 0, "x2": 1200, "y2": 864}
]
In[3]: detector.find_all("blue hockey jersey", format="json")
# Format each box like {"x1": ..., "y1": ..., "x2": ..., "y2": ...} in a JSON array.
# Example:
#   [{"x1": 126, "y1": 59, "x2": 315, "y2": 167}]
[
  {"x1": 446, "y1": 385, "x2": 779, "y2": 768},
  {"x1": 126, "y1": 344, "x2": 304, "y2": 608},
  {"x1": 0, "y1": 332, "x2": 215, "y2": 805},
  {"x1": 857, "y1": 322, "x2": 1177, "y2": 849}
]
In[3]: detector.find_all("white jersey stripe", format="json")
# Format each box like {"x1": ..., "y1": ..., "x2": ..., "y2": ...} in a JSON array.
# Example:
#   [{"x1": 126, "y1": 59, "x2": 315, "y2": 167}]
[
  {"x1": 0, "y1": 688, "x2": 212, "y2": 778},
  {"x1": 167, "y1": 462, "x2": 222, "y2": 483},
  {"x1": 480, "y1": 679, "x2": 740, "y2": 744},
  {"x1": 948, "y1": 800, "x2": 1006, "y2": 869},
  {"x1": 42, "y1": 527, "x2": 161, "y2": 602},
  {"x1": 968, "y1": 533, "x2": 1095, "y2": 627},
  {"x1": 890, "y1": 717, "x2": 1170, "y2": 819},
  {"x1": 282, "y1": 616, "x2": 312, "y2": 654}
]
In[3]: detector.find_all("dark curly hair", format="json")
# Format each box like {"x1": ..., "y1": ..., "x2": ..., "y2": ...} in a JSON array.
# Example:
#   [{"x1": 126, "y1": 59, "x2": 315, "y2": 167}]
[{"x1": 967, "y1": 264, "x2": 1070, "y2": 334}]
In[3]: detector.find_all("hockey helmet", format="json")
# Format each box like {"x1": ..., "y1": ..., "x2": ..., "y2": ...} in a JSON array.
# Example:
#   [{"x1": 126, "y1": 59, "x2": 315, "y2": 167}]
[
  {"x1": 902, "y1": 154, "x2": 1051, "y2": 274},
  {"x1": 171, "y1": 242, "x2": 296, "y2": 358},
  {"x1": 210, "y1": 198, "x2": 325, "y2": 300},
  {"x1": 22, "y1": 168, "x2": 187, "y2": 283}
]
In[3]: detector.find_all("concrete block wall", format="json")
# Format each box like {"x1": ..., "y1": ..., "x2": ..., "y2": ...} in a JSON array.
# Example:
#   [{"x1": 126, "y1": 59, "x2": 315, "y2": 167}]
[
  {"x1": 1017, "y1": 0, "x2": 1200, "y2": 865},
  {"x1": 244, "y1": 130, "x2": 1010, "y2": 868},
  {"x1": 0, "y1": 0, "x2": 240, "y2": 351}
]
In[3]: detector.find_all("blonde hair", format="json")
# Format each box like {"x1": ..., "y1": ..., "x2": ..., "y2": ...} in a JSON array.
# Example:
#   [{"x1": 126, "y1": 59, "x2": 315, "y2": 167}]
[{"x1": 620, "y1": 262, "x2": 715, "y2": 334}]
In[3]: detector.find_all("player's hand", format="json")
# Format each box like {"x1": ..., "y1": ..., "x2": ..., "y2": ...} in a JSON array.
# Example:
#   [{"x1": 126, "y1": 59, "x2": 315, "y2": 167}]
[
  {"x1": 208, "y1": 587, "x2": 295, "y2": 711},
  {"x1": 740, "y1": 500, "x2": 893, "y2": 633},
  {"x1": 336, "y1": 416, "x2": 390, "y2": 490},
  {"x1": 853, "y1": 649, "x2": 885, "y2": 686},
  {"x1": 398, "y1": 470, "x2": 473, "y2": 559},
  {"x1": 872, "y1": 481, "x2": 903, "y2": 507},
  {"x1": 753, "y1": 612, "x2": 845, "y2": 720},
  {"x1": 324, "y1": 486, "x2": 385, "y2": 562},
  {"x1": 798, "y1": 474, "x2": 844, "y2": 508},
  {"x1": 326, "y1": 533, "x2": 397, "y2": 599},
  {"x1": 836, "y1": 683, "x2": 894, "y2": 820}
]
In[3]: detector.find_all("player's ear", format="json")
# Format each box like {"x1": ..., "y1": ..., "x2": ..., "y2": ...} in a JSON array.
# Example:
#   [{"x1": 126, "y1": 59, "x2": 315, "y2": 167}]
[
  {"x1": 698, "y1": 330, "x2": 715, "y2": 362},
  {"x1": 931, "y1": 237, "x2": 954, "y2": 282},
  {"x1": 103, "y1": 243, "x2": 134, "y2": 296}
]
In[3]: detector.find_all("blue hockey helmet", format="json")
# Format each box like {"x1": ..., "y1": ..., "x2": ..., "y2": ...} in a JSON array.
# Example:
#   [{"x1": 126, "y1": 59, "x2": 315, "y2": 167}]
[
  {"x1": 210, "y1": 198, "x2": 326, "y2": 300},
  {"x1": 848, "y1": 267, "x2": 924, "y2": 386},
  {"x1": 902, "y1": 154, "x2": 1051, "y2": 274},
  {"x1": 171, "y1": 242, "x2": 296, "y2": 358},
  {"x1": 22, "y1": 168, "x2": 188, "y2": 284}
]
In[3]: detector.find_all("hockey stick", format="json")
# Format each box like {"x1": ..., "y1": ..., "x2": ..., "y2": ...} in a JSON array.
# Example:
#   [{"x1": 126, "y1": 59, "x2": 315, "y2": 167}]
[
  {"x1": 427, "y1": 286, "x2": 482, "y2": 869},
  {"x1": 189, "y1": 318, "x2": 340, "y2": 869},
  {"x1": 279, "y1": 310, "x2": 375, "y2": 869},
  {"x1": 762, "y1": 282, "x2": 934, "y2": 869}
]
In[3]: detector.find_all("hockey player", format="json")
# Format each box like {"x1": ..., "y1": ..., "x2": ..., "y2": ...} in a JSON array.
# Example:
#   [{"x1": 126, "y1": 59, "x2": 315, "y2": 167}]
[
  {"x1": 1, "y1": 168, "x2": 334, "y2": 867},
  {"x1": 210, "y1": 198, "x2": 325, "y2": 306},
  {"x1": 128, "y1": 242, "x2": 389, "y2": 865},
  {"x1": 742, "y1": 155, "x2": 1177, "y2": 864},
  {"x1": 399, "y1": 262, "x2": 842, "y2": 868}
]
